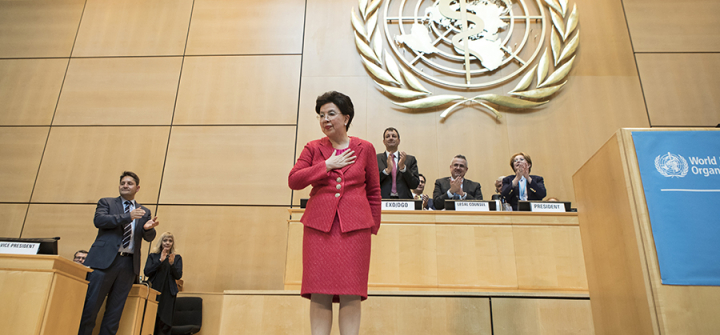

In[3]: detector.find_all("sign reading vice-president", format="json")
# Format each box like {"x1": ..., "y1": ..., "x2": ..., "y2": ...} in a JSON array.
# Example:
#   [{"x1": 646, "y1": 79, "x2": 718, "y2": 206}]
[{"x1": 633, "y1": 131, "x2": 720, "y2": 286}]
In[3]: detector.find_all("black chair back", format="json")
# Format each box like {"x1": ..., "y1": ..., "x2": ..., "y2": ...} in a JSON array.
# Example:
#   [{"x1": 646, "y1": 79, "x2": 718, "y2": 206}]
[{"x1": 171, "y1": 297, "x2": 202, "y2": 335}]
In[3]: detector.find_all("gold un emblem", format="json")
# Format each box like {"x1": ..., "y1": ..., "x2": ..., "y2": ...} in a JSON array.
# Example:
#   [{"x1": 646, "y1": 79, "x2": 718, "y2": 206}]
[{"x1": 352, "y1": 0, "x2": 580, "y2": 120}]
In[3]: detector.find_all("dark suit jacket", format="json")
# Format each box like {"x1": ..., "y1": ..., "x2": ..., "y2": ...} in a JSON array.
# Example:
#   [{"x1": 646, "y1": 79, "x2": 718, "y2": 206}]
[
  {"x1": 500, "y1": 175, "x2": 546, "y2": 211},
  {"x1": 377, "y1": 152, "x2": 420, "y2": 199},
  {"x1": 432, "y1": 177, "x2": 483, "y2": 210},
  {"x1": 84, "y1": 196, "x2": 157, "y2": 275},
  {"x1": 289, "y1": 136, "x2": 382, "y2": 234}
]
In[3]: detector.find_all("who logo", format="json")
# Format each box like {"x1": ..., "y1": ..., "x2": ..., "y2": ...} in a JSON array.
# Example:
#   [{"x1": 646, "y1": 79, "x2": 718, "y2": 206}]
[{"x1": 654, "y1": 152, "x2": 688, "y2": 178}]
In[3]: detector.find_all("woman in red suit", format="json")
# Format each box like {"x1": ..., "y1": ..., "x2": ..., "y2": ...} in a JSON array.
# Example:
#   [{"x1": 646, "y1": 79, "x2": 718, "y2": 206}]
[{"x1": 288, "y1": 91, "x2": 381, "y2": 335}]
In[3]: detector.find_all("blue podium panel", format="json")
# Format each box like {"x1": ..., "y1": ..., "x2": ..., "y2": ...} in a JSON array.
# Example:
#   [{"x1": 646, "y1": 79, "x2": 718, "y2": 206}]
[{"x1": 632, "y1": 131, "x2": 720, "y2": 286}]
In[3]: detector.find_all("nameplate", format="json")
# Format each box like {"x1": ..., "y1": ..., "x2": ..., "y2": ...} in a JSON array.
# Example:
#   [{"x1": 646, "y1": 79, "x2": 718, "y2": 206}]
[
  {"x1": 0, "y1": 241, "x2": 40, "y2": 255},
  {"x1": 530, "y1": 202, "x2": 566, "y2": 212},
  {"x1": 454, "y1": 201, "x2": 490, "y2": 212},
  {"x1": 381, "y1": 200, "x2": 416, "y2": 211}
]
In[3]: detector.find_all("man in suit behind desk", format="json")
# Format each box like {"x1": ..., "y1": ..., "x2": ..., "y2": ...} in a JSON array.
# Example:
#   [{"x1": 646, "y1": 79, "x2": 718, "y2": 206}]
[
  {"x1": 377, "y1": 127, "x2": 420, "y2": 199},
  {"x1": 78, "y1": 171, "x2": 159, "y2": 335},
  {"x1": 433, "y1": 154, "x2": 483, "y2": 210}
]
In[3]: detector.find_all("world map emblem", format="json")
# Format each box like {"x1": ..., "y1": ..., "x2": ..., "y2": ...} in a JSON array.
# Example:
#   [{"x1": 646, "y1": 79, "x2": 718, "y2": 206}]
[
  {"x1": 352, "y1": 0, "x2": 580, "y2": 120},
  {"x1": 655, "y1": 152, "x2": 688, "y2": 178}
]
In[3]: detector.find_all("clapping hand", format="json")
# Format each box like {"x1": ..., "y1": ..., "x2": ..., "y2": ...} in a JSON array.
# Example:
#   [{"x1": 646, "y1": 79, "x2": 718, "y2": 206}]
[
  {"x1": 143, "y1": 216, "x2": 159, "y2": 230},
  {"x1": 397, "y1": 151, "x2": 407, "y2": 170},
  {"x1": 326, "y1": 150, "x2": 356, "y2": 171},
  {"x1": 130, "y1": 208, "x2": 146, "y2": 220},
  {"x1": 449, "y1": 177, "x2": 463, "y2": 195}
]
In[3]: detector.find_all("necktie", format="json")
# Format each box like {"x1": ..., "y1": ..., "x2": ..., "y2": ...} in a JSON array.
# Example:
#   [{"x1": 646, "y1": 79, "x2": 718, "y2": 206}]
[
  {"x1": 519, "y1": 177, "x2": 527, "y2": 201},
  {"x1": 391, "y1": 153, "x2": 398, "y2": 195},
  {"x1": 122, "y1": 201, "x2": 132, "y2": 248}
]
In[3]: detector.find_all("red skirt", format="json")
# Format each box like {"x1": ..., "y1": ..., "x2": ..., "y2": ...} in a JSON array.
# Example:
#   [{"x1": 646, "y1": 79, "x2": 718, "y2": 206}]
[{"x1": 301, "y1": 213, "x2": 371, "y2": 302}]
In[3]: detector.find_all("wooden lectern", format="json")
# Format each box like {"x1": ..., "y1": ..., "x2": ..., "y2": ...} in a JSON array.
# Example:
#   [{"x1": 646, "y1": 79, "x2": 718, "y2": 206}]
[
  {"x1": 92, "y1": 284, "x2": 159, "y2": 335},
  {"x1": 0, "y1": 254, "x2": 91, "y2": 335},
  {"x1": 573, "y1": 128, "x2": 720, "y2": 335}
]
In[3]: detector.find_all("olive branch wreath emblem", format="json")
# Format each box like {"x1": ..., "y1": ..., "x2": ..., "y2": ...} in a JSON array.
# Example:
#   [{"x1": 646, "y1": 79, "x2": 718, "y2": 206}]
[{"x1": 352, "y1": 0, "x2": 580, "y2": 120}]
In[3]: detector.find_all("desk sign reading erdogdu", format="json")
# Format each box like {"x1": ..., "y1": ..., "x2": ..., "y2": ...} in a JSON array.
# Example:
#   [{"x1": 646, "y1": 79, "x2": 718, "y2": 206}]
[
  {"x1": 381, "y1": 200, "x2": 416, "y2": 211},
  {"x1": 455, "y1": 201, "x2": 490, "y2": 212},
  {"x1": 0, "y1": 241, "x2": 40, "y2": 255},
  {"x1": 531, "y1": 202, "x2": 566, "y2": 212}
]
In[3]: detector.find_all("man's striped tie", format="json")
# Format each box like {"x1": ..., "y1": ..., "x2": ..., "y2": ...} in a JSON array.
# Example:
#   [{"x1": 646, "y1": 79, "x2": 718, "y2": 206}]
[{"x1": 122, "y1": 201, "x2": 132, "y2": 248}]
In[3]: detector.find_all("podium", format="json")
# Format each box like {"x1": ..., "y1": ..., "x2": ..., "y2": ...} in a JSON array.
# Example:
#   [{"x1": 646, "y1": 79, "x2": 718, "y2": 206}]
[
  {"x1": 93, "y1": 284, "x2": 159, "y2": 335},
  {"x1": 573, "y1": 128, "x2": 720, "y2": 335},
  {"x1": 0, "y1": 254, "x2": 91, "y2": 335}
]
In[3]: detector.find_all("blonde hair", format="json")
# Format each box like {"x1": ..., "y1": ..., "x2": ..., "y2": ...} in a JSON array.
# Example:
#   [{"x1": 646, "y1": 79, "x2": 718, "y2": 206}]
[{"x1": 151, "y1": 232, "x2": 177, "y2": 254}]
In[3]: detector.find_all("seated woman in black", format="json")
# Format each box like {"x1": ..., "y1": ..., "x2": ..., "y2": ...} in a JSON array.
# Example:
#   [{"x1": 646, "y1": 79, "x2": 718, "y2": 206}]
[{"x1": 501, "y1": 152, "x2": 547, "y2": 210}]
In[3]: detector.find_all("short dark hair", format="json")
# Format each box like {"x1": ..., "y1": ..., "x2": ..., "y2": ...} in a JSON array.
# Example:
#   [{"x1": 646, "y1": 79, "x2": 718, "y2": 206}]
[
  {"x1": 74, "y1": 250, "x2": 88, "y2": 257},
  {"x1": 120, "y1": 171, "x2": 140, "y2": 185},
  {"x1": 418, "y1": 173, "x2": 425, "y2": 182},
  {"x1": 315, "y1": 91, "x2": 354, "y2": 131},
  {"x1": 510, "y1": 152, "x2": 532, "y2": 172},
  {"x1": 453, "y1": 154, "x2": 468, "y2": 165},
  {"x1": 383, "y1": 127, "x2": 400, "y2": 139}
]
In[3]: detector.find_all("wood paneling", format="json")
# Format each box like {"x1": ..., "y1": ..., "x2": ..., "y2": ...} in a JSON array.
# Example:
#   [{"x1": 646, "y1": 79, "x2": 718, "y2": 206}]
[
  {"x1": 0, "y1": 204, "x2": 28, "y2": 238},
  {"x1": 573, "y1": 132, "x2": 656, "y2": 335},
  {"x1": 219, "y1": 292, "x2": 492, "y2": 335},
  {"x1": 174, "y1": 55, "x2": 302, "y2": 125},
  {"x1": 53, "y1": 57, "x2": 183, "y2": 125},
  {"x1": 286, "y1": 212, "x2": 587, "y2": 292},
  {"x1": 624, "y1": 0, "x2": 720, "y2": 52},
  {"x1": 177, "y1": 292, "x2": 224, "y2": 335},
  {"x1": 22, "y1": 204, "x2": 108, "y2": 260},
  {"x1": 492, "y1": 298, "x2": 594, "y2": 335},
  {"x1": 72, "y1": 0, "x2": 193, "y2": 57},
  {"x1": 31, "y1": 127, "x2": 169, "y2": 204},
  {"x1": 636, "y1": 53, "x2": 720, "y2": 126},
  {"x1": 0, "y1": 127, "x2": 49, "y2": 202},
  {"x1": 0, "y1": 0, "x2": 84, "y2": 58},
  {"x1": 160, "y1": 126, "x2": 295, "y2": 205},
  {"x1": 0, "y1": 270, "x2": 54, "y2": 334},
  {"x1": 155, "y1": 206, "x2": 289, "y2": 291},
  {"x1": 185, "y1": 0, "x2": 305, "y2": 56},
  {"x1": 0, "y1": 59, "x2": 67, "y2": 125}
]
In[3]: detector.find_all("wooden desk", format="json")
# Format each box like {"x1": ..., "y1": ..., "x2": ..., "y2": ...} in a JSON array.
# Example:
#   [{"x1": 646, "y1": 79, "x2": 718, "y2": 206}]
[
  {"x1": 0, "y1": 254, "x2": 91, "y2": 335},
  {"x1": 285, "y1": 209, "x2": 588, "y2": 293}
]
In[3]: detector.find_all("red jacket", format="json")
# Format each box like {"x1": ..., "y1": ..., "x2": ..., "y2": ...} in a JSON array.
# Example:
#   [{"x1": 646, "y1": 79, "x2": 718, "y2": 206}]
[{"x1": 289, "y1": 136, "x2": 381, "y2": 234}]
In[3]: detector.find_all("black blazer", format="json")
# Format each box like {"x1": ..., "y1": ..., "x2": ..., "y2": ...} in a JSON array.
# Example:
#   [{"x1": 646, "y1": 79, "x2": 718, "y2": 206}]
[
  {"x1": 84, "y1": 196, "x2": 157, "y2": 275},
  {"x1": 377, "y1": 152, "x2": 420, "y2": 199},
  {"x1": 432, "y1": 177, "x2": 483, "y2": 210},
  {"x1": 500, "y1": 175, "x2": 546, "y2": 210},
  {"x1": 144, "y1": 253, "x2": 183, "y2": 296}
]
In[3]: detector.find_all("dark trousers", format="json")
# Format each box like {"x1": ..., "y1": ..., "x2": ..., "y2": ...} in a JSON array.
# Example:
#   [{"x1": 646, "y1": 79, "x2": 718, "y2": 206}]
[
  {"x1": 154, "y1": 316, "x2": 172, "y2": 335},
  {"x1": 78, "y1": 254, "x2": 135, "y2": 335}
]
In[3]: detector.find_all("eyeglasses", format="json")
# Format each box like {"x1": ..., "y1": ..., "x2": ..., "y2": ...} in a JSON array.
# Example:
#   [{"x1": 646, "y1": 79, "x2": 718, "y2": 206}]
[{"x1": 316, "y1": 111, "x2": 339, "y2": 120}]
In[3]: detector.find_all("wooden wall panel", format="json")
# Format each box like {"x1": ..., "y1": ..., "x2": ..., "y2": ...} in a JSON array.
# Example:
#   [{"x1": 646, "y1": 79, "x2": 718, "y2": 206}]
[
  {"x1": 160, "y1": 126, "x2": 295, "y2": 205},
  {"x1": 53, "y1": 57, "x2": 183, "y2": 126},
  {"x1": 174, "y1": 55, "x2": 302, "y2": 125},
  {"x1": 0, "y1": 270, "x2": 53, "y2": 335},
  {"x1": 156, "y1": 206, "x2": 289, "y2": 291},
  {"x1": 636, "y1": 53, "x2": 720, "y2": 126},
  {"x1": 0, "y1": 127, "x2": 49, "y2": 202},
  {"x1": 492, "y1": 298, "x2": 594, "y2": 335},
  {"x1": 624, "y1": 0, "x2": 720, "y2": 52},
  {"x1": 0, "y1": 0, "x2": 84, "y2": 58},
  {"x1": 185, "y1": 0, "x2": 305, "y2": 56},
  {"x1": 0, "y1": 204, "x2": 28, "y2": 238},
  {"x1": 0, "y1": 59, "x2": 67, "y2": 125},
  {"x1": 32, "y1": 127, "x2": 169, "y2": 204},
  {"x1": 72, "y1": 0, "x2": 193, "y2": 57},
  {"x1": 22, "y1": 204, "x2": 102, "y2": 260},
  {"x1": 177, "y1": 292, "x2": 224, "y2": 335}
]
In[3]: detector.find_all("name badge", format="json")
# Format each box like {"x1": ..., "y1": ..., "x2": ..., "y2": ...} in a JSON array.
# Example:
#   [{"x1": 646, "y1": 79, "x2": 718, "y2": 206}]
[
  {"x1": 454, "y1": 201, "x2": 489, "y2": 212},
  {"x1": 0, "y1": 241, "x2": 40, "y2": 255},
  {"x1": 530, "y1": 202, "x2": 566, "y2": 212},
  {"x1": 382, "y1": 200, "x2": 415, "y2": 211}
]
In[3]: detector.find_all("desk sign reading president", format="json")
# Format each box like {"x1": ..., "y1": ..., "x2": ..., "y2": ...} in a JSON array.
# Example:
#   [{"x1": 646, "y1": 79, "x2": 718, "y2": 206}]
[{"x1": 352, "y1": 0, "x2": 580, "y2": 120}]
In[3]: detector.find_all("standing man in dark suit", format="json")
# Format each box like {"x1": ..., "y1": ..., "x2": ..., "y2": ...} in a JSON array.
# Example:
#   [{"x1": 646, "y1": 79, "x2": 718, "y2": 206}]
[
  {"x1": 78, "y1": 171, "x2": 159, "y2": 335},
  {"x1": 377, "y1": 127, "x2": 420, "y2": 199},
  {"x1": 433, "y1": 155, "x2": 483, "y2": 210}
]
